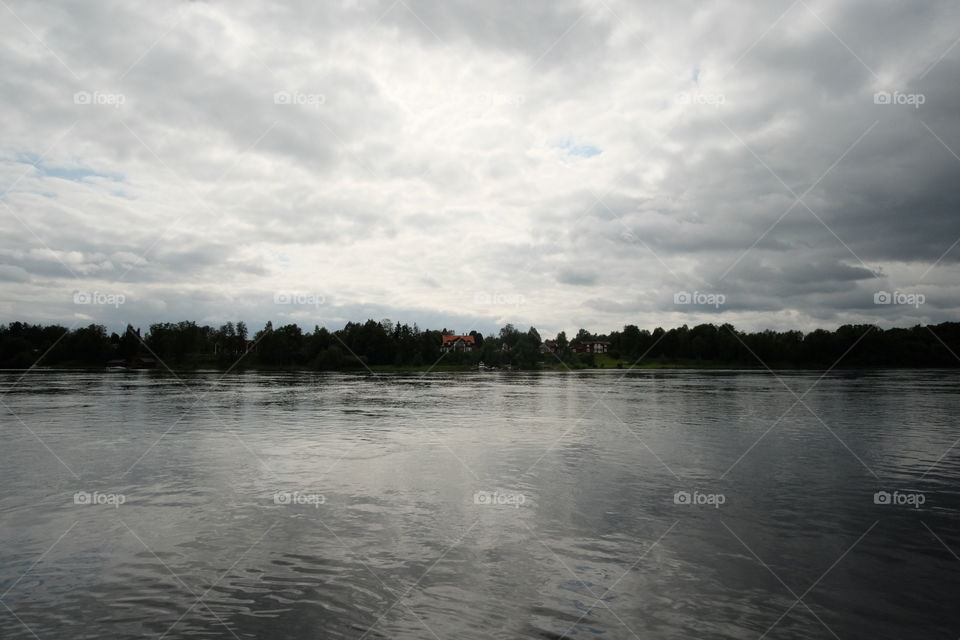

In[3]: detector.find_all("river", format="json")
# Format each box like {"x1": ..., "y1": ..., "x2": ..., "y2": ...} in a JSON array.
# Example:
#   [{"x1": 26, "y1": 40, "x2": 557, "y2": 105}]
[{"x1": 1, "y1": 369, "x2": 958, "y2": 638}]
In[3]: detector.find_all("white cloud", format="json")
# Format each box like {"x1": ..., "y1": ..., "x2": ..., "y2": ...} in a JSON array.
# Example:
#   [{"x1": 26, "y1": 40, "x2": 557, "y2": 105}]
[{"x1": 1, "y1": 0, "x2": 959, "y2": 336}]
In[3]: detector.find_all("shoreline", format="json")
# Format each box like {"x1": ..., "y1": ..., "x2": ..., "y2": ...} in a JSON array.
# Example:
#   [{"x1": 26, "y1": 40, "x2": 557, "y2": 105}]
[{"x1": 6, "y1": 362, "x2": 957, "y2": 374}]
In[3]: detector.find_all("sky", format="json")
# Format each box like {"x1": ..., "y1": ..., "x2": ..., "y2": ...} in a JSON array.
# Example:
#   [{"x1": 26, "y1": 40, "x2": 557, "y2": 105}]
[{"x1": 1, "y1": 0, "x2": 959, "y2": 338}]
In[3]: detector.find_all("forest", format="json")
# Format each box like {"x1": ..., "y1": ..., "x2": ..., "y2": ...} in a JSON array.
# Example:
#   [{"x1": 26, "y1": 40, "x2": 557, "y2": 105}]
[{"x1": 2, "y1": 319, "x2": 960, "y2": 371}]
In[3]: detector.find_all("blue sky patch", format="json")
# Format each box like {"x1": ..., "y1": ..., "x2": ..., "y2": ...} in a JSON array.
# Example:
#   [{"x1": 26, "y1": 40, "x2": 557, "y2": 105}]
[
  {"x1": 16, "y1": 154, "x2": 122, "y2": 183},
  {"x1": 553, "y1": 137, "x2": 602, "y2": 158}
]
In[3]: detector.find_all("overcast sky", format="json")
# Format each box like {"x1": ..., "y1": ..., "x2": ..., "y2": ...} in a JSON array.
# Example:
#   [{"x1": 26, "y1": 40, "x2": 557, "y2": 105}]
[{"x1": 2, "y1": 0, "x2": 959, "y2": 337}]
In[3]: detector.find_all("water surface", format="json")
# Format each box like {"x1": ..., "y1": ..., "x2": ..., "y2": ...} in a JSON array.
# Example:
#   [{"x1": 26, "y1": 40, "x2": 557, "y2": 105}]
[{"x1": 1, "y1": 369, "x2": 959, "y2": 638}]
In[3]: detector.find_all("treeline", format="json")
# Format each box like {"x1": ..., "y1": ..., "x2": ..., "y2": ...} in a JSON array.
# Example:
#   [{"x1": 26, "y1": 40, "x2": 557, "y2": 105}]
[{"x1": 1, "y1": 319, "x2": 960, "y2": 370}]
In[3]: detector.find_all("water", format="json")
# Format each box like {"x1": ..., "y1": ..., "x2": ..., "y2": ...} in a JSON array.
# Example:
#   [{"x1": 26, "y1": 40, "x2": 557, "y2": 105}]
[{"x1": 1, "y1": 369, "x2": 959, "y2": 639}]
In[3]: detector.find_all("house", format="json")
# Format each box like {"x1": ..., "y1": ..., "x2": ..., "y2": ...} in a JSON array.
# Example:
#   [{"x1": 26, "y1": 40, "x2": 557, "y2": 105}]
[
  {"x1": 441, "y1": 335, "x2": 477, "y2": 353},
  {"x1": 538, "y1": 341, "x2": 562, "y2": 355},
  {"x1": 574, "y1": 341, "x2": 611, "y2": 354}
]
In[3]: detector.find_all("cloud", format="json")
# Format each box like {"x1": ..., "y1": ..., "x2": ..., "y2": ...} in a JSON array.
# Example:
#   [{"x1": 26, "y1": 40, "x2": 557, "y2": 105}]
[
  {"x1": 0, "y1": 265, "x2": 30, "y2": 282},
  {"x1": 553, "y1": 136, "x2": 602, "y2": 158},
  {"x1": 1, "y1": 0, "x2": 959, "y2": 336},
  {"x1": 557, "y1": 267, "x2": 598, "y2": 286}
]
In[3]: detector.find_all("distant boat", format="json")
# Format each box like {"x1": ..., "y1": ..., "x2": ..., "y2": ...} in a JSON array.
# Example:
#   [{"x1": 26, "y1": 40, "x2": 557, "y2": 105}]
[{"x1": 105, "y1": 359, "x2": 128, "y2": 371}]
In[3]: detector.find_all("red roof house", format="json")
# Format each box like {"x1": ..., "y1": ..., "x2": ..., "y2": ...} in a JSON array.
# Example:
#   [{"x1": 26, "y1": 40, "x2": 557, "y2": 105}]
[
  {"x1": 441, "y1": 335, "x2": 477, "y2": 352},
  {"x1": 573, "y1": 340, "x2": 611, "y2": 354}
]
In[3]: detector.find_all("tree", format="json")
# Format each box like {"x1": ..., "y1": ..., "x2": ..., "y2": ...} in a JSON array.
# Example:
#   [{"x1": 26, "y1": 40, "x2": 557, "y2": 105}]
[
  {"x1": 257, "y1": 324, "x2": 304, "y2": 366},
  {"x1": 621, "y1": 324, "x2": 641, "y2": 359},
  {"x1": 499, "y1": 324, "x2": 521, "y2": 348},
  {"x1": 2, "y1": 318, "x2": 959, "y2": 371},
  {"x1": 236, "y1": 321, "x2": 248, "y2": 352},
  {"x1": 512, "y1": 333, "x2": 540, "y2": 369},
  {"x1": 314, "y1": 344, "x2": 345, "y2": 370},
  {"x1": 65, "y1": 324, "x2": 114, "y2": 365},
  {"x1": 117, "y1": 325, "x2": 140, "y2": 361}
]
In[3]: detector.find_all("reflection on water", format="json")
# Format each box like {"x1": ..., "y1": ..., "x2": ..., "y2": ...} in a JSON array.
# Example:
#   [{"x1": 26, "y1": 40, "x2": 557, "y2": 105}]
[{"x1": 1, "y1": 369, "x2": 959, "y2": 638}]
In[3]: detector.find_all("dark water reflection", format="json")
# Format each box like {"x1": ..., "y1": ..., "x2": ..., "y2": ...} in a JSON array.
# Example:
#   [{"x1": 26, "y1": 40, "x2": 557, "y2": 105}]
[{"x1": 1, "y1": 369, "x2": 959, "y2": 638}]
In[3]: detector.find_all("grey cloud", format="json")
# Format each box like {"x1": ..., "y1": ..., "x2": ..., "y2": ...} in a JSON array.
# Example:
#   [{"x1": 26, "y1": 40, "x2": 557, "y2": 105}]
[
  {"x1": 2, "y1": 0, "x2": 960, "y2": 335},
  {"x1": 0, "y1": 265, "x2": 31, "y2": 282},
  {"x1": 556, "y1": 267, "x2": 598, "y2": 286}
]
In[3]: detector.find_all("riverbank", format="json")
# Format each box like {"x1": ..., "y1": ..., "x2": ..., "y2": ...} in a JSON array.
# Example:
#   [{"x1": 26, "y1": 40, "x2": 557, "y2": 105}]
[{"x1": 20, "y1": 356, "x2": 954, "y2": 373}]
